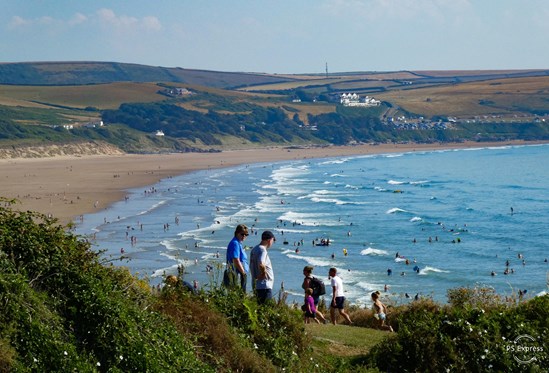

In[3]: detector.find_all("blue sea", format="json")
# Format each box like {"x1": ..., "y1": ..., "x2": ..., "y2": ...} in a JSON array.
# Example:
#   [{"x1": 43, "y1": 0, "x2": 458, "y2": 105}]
[{"x1": 75, "y1": 144, "x2": 549, "y2": 307}]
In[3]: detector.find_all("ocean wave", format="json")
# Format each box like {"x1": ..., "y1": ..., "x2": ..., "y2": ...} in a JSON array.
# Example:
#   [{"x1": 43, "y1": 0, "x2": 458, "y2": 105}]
[
  {"x1": 361, "y1": 247, "x2": 389, "y2": 256},
  {"x1": 386, "y1": 207, "x2": 408, "y2": 214},
  {"x1": 345, "y1": 184, "x2": 360, "y2": 189},
  {"x1": 310, "y1": 197, "x2": 351, "y2": 205},
  {"x1": 388, "y1": 180, "x2": 406, "y2": 185},
  {"x1": 286, "y1": 254, "x2": 338, "y2": 268},
  {"x1": 320, "y1": 158, "x2": 350, "y2": 165},
  {"x1": 410, "y1": 180, "x2": 430, "y2": 185},
  {"x1": 355, "y1": 281, "x2": 383, "y2": 292},
  {"x1": 410, "y1": 216, "x2": 422, "y2": 222},
  {"x1": 277, "y1": 211, "x2": 345, "y2": 227},
  {"x1": 419, "y1": 266, "x2": 450, "y2": 275},
  {"x1": 136, "y1": 199, "x2": 169, "y2": 216},
  {"x1": 312, "y1": 189, "x2": 346, "y2": 195},
  {"x1": 276, "y1": 228, "x2": 316, "y2": 234}
]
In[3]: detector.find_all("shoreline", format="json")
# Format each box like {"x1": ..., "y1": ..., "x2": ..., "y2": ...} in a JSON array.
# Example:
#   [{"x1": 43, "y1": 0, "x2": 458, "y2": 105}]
[{"x1": 1, "y1": 140, "x2": 547, "y2": 225}]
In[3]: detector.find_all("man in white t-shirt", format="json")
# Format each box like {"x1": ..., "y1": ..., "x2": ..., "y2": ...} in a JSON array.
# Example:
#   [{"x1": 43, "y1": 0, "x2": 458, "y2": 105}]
[
  {"x1": 328, "y1": 267, "x2": 352, "y2": 325},
  {"x1": 250, "y1": 231, "x2": 276, "y2": 304}
]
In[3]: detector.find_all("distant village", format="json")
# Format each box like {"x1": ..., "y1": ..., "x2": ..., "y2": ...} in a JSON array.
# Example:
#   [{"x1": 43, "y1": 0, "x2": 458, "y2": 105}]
[{"x1": 339, "y1": 93, "x2": 381, "y2": 107}]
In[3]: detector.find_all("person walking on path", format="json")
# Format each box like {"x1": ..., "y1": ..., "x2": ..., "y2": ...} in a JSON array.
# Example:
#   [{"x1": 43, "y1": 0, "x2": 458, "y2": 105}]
[
  {"x1": 225, "y1": 224, "x2": 249, "y2": 291},
  {"x1": 303, "y1": 288, "x2": 320, "y2": 324},
  {"x1": 301, "y1": 266, "x2": 327, "y2": 323},
  {"x1": 250, "y1": 230, "x2": 276, "y2": 304},
  {"x1": 328, "y1": 267, "x2": 352, "y2": 325},
  {"x1": 371, "y1": 291, "x2": 393, "y2": 332}
]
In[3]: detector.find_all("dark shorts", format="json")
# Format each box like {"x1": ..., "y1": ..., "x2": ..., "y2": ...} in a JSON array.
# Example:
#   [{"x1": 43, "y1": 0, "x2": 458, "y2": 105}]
[
  {"x1": 332, "y1": 296, "x2": 345, "y2": 309},
  {"x1": 255, "y1": 288, "x2": 272, "y2": 304},
  {"x1": 313, "y1": 295, "x2": 320, "y2": 305},
  {"x1": 305, "y1": 311, "x2": 316, "y2": 318}
]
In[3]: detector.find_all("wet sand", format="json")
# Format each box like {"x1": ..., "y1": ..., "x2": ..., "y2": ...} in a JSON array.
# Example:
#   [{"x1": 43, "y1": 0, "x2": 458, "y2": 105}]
[{"x1": 0, "y1": 141, "x2": 544, "y2": 225}]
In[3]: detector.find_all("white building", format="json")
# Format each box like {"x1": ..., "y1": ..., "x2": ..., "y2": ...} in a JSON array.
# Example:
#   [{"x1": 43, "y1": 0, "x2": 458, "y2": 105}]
[{"x1": 340, "y1": 93, "x2": 380, "y2": 107}]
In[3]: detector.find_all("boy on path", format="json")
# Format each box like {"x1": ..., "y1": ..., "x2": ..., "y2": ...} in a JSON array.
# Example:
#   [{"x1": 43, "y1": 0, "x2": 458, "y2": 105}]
[{"x1": 328, "y1": 267, "x2": 352, "y2": 325}]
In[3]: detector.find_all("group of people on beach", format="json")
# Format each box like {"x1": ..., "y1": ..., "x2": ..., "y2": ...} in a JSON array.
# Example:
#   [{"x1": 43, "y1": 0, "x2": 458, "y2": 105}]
[{"x1": 221, "y1": 224, "x2": 393, "y2": 331}]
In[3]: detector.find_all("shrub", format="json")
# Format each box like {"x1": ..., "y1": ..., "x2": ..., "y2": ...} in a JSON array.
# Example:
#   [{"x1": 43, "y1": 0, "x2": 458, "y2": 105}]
[
  {"x1": 201, "y1": 286, "x2": 311, "y2": 370},
  {"x1": 368, "y1": 292, "x2": 548, "y2": 372},
  {"x1": 155, "y1": 287, "x2": 276, "y2": 372},
  {"x1": 0, "y1": 200, "x2": 209, "y2": 372}
]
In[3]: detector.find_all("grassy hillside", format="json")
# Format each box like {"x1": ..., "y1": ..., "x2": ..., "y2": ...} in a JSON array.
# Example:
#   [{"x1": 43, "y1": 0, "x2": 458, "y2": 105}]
[
  {"x1": 375, "y1": 76, "x2": 549, "y2": 117},
  {"x1": 0, "y1": 82, "x2": 165, "y2": 110},
  {"x1": 1, "y1": 62, "x2": 549, "y2": 156},
  {"x1": 0, "y1": 61, "x2": 296, "y2": 88}
]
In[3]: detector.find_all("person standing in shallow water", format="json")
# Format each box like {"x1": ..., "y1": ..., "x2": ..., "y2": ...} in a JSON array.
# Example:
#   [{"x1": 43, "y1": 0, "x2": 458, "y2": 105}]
[
  {"x1": 328, "y1": 267, "x2": 352, "y2": 325},
  {"x1": 225, "y1": 224, "x2": 249, "y2": 291},
  {"x1": 250, "y1": 230, "x2": 276, "y2": 304}
]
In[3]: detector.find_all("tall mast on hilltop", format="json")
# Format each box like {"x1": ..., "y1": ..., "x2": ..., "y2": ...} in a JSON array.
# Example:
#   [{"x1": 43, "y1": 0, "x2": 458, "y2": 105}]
[{"x1": 325, "y1": 62, "x2": 329, "y2": 78}]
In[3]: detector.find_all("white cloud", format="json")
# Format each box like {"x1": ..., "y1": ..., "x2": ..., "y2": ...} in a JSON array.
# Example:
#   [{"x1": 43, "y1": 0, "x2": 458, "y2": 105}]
[
  {"x1": 7, "y1": 9, "x2": 161, "y2": 33},
  {"x1": 142, "y1": 16, "x2": 162, "y2": 31},
  {"x1": 8, "y1": 16, "x2": 29, "y2": 29},
  {"x1": 8, "y1": 15, "x2": 58, "y2": 30},
  {"x1": 96, "y1": 8, "x2": 161, "y2": 32},
  {"x1": 97, "y1": 8, "x2": 138, "y2": 28},
  {"x1": 69, "y1": 12, "x2": 88, "y2": 26}
]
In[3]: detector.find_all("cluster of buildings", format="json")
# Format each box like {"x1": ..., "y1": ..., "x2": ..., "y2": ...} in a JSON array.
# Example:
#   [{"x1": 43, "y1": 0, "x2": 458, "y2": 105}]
[
  {"x1": 61, "y1": 120, "x2": 104, "y2": 130},
  {"x1": 385, "y1": 116, "x2": 451, "y2": 130},
  {"x1": 162, "y1": 87, "x2": 193, "y2": 97},
  {"x1": 339, "y1": 93, "x2": 380, "y2": 107}
]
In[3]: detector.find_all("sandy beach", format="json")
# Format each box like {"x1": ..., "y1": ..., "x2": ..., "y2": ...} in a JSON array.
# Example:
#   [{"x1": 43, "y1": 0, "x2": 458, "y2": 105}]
[{"x1": 1, "y1": 140, "x2": 545, "y2": 225}]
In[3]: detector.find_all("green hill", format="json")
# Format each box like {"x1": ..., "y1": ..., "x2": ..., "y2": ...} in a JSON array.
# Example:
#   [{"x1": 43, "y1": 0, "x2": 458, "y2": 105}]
[
  {"x1": 0, "y1": 61, "x2": 296, "y2": 88},
  {"x1": 1, "y1": 62, "x2": 549, "y2": 156}
]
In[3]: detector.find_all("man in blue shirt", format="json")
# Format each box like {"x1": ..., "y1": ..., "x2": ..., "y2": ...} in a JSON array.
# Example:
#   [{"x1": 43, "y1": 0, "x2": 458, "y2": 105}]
[
  {"x1": 225, "y1": 224, "x2": 249, "y2": 291},
  {"x1": 250, "y1": 230, "x2": 276, "y2": 304}
]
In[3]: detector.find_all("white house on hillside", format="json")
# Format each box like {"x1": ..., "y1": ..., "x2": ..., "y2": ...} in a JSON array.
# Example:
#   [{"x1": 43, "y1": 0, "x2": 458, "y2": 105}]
[{"x1": 340, "y1": 93, "x2": 380, "y2": 107}]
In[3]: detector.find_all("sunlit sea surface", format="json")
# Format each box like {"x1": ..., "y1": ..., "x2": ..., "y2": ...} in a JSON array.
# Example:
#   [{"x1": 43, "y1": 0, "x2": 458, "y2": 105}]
[{"x1": 76, "y1": 144, "x2": 549, "y2": 307}]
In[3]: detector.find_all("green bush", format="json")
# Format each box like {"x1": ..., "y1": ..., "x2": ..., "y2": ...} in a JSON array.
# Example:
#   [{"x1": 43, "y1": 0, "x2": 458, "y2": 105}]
[
  {"x1": 0, "y1": 200, "x2": 209, "y2": 372},
  {"x1": 368, "y1": 295, "x2": 548, "y2": 372}
]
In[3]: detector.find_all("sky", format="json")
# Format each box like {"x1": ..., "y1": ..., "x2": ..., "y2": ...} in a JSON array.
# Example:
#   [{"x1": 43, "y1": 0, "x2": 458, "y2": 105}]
[{"x1": 1, "y1": 0, "x2": 548, "y2": 74}]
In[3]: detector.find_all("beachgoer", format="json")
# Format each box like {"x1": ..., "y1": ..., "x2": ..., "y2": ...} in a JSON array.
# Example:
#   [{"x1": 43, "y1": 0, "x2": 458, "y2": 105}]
[
  {"x1": 302, "y1": 266, "x2": 327, "y2": 323},
  {"x1": 250, "y1": 230, "x2": 276, "y2": 304},
  {"x1": 328, "y1": 267, "x2": 352, "y2": 325},
  {"x1": 225, "y1": 224, "x2": 249, "y2": 291},
  {"x1": 303, "y1": 288, "x2": 320, "y2": 324},
  {"x1": 371, "y1": 291, "x2": 393, "y2": 332}
]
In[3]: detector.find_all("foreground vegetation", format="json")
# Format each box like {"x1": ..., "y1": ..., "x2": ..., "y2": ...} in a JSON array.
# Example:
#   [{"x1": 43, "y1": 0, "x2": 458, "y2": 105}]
[{"x1": 0, "y1": 200, "x2": 547, "y2": 372}]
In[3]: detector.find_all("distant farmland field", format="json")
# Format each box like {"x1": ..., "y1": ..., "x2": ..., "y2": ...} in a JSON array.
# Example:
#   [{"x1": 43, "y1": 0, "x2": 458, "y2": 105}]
[
  {"x1": 0, "y1": 82, "x2": 165, "y2": 109},
  {"x1": 375, "y1": 76, "x2": 549, "y2": 117}
]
